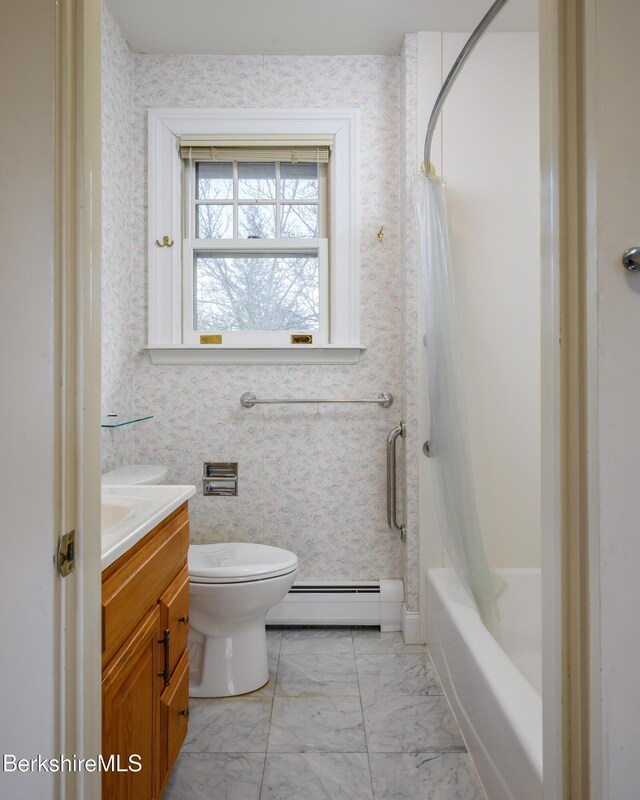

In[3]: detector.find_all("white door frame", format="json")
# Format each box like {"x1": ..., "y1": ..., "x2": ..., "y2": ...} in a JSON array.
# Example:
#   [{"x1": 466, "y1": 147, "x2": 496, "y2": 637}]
[
  {"x1": 75, "y1": 0, "x2": 103, "y2": 790},
  {"x1": 541, "y1": 0, "x2": 604, "y2": 797},
  {"x1": 58, "y1": 0, "x2": 102, "y2": 797},
  {"x1": 539, "y1": 0, "x2": 566, "y2": 795}
]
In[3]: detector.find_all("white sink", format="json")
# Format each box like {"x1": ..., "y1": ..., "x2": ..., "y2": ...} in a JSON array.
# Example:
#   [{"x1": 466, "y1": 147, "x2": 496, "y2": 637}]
[
  {"x1": 102, "y1": 499, "x2": 135, "y2": 531},
  {"x1": 101, "y1": 485, "x2": 196, "y2": 570}
]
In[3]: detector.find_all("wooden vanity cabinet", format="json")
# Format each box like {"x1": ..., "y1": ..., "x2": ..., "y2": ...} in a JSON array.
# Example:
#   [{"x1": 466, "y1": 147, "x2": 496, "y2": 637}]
[{"x1": 102, "y1": 503, "x2": 191, "y2": 800}]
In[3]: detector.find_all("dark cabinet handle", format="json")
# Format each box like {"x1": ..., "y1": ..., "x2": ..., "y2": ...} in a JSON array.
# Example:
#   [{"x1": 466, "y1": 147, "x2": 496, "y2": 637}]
[
  {"x1": 179, "y1": 708, "x2": 189, "y2": 718},
  {"x1": 158, "y1": 628, "x2": 170, "y2": 687},
  {"x1": 179, "y1": 614, "x2": 189, "y2": 624}
]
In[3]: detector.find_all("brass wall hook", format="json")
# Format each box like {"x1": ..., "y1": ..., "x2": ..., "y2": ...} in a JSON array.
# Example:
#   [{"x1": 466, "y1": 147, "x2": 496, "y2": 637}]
[
  {"x1": 156, "y1": 235, "x2": 174, "y2": 247},
  {"x1": 377, "y1": 226, "x2": 384, "y2": 242}
]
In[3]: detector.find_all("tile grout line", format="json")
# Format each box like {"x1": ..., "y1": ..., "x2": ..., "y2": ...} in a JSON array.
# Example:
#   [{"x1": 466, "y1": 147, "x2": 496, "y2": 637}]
[
  {"x1": 259, "y1": 631, "x2": 282, "y2": 799},
  {"x1": 352, "y1": 629, "x2": 377, "y2": 800}
]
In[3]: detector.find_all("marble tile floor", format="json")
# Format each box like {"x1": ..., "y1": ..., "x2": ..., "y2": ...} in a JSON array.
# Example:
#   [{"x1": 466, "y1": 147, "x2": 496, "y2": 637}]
[{"x1": 164, "y1": 628, "x2": 487, "y2": 800}]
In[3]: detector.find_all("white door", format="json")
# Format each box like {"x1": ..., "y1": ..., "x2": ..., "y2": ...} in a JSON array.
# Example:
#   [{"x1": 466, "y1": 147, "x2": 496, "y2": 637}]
[
  {"x1": 0, "y1": 2, "x2": 61, "y2": 797},
  {"x1": 587, "y1": 0, "x2": 640, "y2": 796},
  {"x1": 0, "y1": 3, "x2": 103, "y2": 799}
]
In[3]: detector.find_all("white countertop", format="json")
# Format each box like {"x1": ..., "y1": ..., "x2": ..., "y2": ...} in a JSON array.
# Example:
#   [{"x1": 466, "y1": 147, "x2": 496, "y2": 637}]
[{"x1": 101, "y1": 484, "x2": 196, "y2": 570}]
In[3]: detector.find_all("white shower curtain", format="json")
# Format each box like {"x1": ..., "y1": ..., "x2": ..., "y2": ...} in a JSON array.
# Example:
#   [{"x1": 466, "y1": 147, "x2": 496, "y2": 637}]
[{"x1": 414, "y1": 171, "x2": 501, "y2": 635}]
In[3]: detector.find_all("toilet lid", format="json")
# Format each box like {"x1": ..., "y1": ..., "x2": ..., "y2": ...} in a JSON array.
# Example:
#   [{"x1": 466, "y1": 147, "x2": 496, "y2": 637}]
[{"x1": 189, "y1": 543, "x2": 298, "y2": 583}]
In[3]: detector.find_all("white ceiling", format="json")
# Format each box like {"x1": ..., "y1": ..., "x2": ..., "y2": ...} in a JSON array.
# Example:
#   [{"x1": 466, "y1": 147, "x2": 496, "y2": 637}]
[{"x1": 106, "y1": 0, "x2": 538, "y2": 56}]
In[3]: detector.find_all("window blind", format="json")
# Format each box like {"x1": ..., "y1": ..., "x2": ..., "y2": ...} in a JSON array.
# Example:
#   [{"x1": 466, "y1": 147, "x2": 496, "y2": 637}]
[{"x1": 179, "y1": 135, "x2": 332, "y2": 164}]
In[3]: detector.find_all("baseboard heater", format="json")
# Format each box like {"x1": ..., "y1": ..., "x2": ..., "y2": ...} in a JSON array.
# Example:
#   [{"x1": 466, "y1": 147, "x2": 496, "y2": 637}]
[{"x1": 265, "y1": 579, "x2": 404, "y2": 630}]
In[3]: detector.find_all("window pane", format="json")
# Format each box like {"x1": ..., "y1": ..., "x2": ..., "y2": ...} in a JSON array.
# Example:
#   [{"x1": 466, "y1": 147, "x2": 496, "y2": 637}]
[
  {"x1": 195, "y1": 251, "x2": 319, "y2": 331},
  {"x1": 238, "y1": 162, "x2": 276, "y2": 200},
  {"x1": 281, "y1": 163, "x2": 318, "y2": 200},
  {"x1": 196, "y1": 163, "x2": 233, "y2": 200},
  {"x1": 238, "y1": 203, "x2": 276, "y2": 238},
  {"x1": 281, "y1": 204, "x2": 319, "y2": 238},
  {"x1": 196, "y1": 204, "x2": 233, "y2": 239}
]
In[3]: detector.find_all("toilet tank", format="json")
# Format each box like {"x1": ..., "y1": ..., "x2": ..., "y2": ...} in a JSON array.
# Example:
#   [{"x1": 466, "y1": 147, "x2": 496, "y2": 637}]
[{"x1": 101, "y1": 465, "x2": 168, "y2": 486}]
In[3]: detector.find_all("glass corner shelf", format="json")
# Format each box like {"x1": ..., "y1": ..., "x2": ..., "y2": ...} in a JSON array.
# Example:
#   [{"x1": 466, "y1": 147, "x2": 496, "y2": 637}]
[{"x1": 101, "y1": 413, "x2": 154, "y2": 429}]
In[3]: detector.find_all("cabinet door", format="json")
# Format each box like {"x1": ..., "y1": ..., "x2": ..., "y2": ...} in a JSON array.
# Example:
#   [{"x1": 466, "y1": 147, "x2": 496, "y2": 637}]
[
  {"x1": 159, "y1": 565, "x2": 190, "y2": 675},
  {"x1": 158, "y1": 651, "x2": 190, "y2": 796},
  {"x1": 102, "y1": 606, "x2": 162, "y2": 800}
]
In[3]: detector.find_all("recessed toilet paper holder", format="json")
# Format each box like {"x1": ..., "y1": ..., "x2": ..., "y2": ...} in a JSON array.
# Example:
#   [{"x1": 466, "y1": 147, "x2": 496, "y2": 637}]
[{"x1": 203, "y1": 462, "x2": 238, "y2": 496}]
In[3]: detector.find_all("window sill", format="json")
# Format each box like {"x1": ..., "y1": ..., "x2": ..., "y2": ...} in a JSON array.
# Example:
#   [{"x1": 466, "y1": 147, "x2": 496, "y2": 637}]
[{"x1": 145, "y1": 344, "x2": 366, "y2": 366}]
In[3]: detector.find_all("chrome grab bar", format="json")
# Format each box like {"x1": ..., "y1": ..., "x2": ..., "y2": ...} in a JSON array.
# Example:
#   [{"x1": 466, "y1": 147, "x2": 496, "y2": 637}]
[
  {"x1": 240, "y1": 391, "x2": 393, "y2": 409},
  {"x1": 387, "y1": 421, "x2": 406, "y2": 541}
]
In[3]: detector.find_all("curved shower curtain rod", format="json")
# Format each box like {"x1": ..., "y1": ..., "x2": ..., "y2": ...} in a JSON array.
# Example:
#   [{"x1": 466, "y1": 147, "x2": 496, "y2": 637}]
[{"x1": 423, "y1": 0, "x2": 511, "y2": 174}]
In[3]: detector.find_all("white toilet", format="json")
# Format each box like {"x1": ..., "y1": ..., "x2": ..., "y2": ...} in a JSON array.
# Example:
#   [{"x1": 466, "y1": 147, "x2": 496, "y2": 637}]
[
  {"x1": 100, "y1": 464, "x2": 298, "y2": 698},
  {"x1": 188, "y1": 542, "x2": 297, "y2": 697}
]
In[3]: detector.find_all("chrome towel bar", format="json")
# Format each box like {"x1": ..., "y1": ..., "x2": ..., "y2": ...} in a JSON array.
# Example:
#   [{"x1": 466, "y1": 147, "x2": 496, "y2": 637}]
[
  {"x1": 387, "y1": 421, "x2": 406, "y2": 541},
  {"x1": 240, "y1": 391, "x2": 393, "y2": 409}
]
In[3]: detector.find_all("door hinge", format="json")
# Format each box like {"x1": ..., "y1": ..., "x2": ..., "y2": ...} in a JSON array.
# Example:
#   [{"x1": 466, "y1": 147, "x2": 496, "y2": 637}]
[{"x1": 56, "y1": 530, "x2": 75, "y2": 577}]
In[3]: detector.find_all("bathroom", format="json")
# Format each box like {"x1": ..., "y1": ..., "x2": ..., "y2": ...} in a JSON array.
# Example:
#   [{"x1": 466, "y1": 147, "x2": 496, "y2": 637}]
[
  {"x1": 98, "y1": 0, "x2": 542, "y2": 798},
  {"x1": 7, "y1": 0, "x2": 640, "y2": 797}
]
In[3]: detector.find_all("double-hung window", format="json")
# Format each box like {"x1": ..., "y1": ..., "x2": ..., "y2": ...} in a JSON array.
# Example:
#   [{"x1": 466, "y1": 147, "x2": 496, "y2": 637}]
[
  {"x1": 181, "y1": 144, "x2": 329, "y2": 345},
  {"x1": 147, "y1": 109, "x2": 361, "y2": 364}
]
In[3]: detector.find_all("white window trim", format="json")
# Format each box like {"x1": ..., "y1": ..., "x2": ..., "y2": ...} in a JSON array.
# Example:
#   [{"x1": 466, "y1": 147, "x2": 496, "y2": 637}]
[{"x1": 147, "y1": 108, "x2": 363, "y2": 365}]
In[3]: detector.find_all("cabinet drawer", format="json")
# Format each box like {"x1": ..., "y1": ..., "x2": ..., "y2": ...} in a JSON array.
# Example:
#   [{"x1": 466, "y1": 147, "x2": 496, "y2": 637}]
[
  {"x1": 102, "y1": 506, "x2": 189, "y2": 667},
  {"x1": 160, "y1": 650, "x2": 189, "y2": 791},
  {"x1": 159, "y1": 565, "x2": 190, "y2": 676}
]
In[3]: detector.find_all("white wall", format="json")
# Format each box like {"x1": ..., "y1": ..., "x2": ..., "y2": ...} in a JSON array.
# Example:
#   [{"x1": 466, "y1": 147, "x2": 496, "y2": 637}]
[
  {"x1": 413, "y1": 32, "x2": 541, "y2": 589},
  {"x1": 0, "y1": 1, "x2": 59, "y2": 795}
]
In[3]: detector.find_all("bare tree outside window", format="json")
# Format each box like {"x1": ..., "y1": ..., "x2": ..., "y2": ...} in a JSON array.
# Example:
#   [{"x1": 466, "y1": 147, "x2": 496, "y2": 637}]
[
  {"x1": 197, "y1": 204, "x2": 234, "y2": 238},
  {"x1": 195, "y1": 252, "x2": 319, "y2": 331},
  {"x1": 192, "y1": 159, "x2": 322, "y2": 332}
]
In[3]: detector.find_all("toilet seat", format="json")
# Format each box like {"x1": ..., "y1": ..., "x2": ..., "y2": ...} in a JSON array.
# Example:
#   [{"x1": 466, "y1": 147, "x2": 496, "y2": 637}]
[{"x1": 189, "y1": 542, "x2": 298, "y2": 584}]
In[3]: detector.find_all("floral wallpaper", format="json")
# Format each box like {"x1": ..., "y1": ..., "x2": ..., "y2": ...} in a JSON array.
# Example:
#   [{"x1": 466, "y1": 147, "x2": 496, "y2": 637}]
[
  {"x1": 101, "y1": 11, "x2": 414, "y2": 596},
  {"x1": 101, "y1": 2, "x2": 136, "y2": 471},
  {"x1": 400, "y1": 34, "x2": 421, "y2": 611}
]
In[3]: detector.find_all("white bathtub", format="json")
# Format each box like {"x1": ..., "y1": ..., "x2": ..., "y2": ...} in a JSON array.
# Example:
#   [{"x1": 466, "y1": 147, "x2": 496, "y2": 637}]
[{"x1": 426, "y1": 568, "x2": 543, "y2": 800}]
